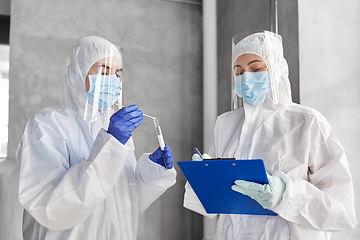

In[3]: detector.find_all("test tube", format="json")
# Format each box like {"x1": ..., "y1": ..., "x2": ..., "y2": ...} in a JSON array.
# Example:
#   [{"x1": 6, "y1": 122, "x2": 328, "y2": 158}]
[
  {"x1": 121, "y1": 105, "x2": 165, "y2": 150},
  {"x1": 154, "y1": 118, "x2": 165, "y2": 150}
]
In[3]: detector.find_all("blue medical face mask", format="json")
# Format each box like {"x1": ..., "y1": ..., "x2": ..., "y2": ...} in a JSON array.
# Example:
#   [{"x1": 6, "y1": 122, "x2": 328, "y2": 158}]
[
  {"x1": 86, "y1": 74, "x2": 121, "y2": 110},
  {"x1": 235, "y1": 71, "x2": 271, "y2": 106}
]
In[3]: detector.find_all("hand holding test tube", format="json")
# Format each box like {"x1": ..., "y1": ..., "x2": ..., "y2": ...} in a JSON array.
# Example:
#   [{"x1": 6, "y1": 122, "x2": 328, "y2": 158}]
[
  {"x1": 121, "y1": 105, "x2": 170, "y2": 168},
  {"x1": 121, "y1": 105, "x2": 165, "y2": 150},
  {"x1": 149, "y1": 118, "x2": 172, "y2": 169}
]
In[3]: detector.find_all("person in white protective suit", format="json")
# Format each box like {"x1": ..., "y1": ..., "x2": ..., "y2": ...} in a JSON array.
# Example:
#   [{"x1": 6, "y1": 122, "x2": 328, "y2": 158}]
[
  {"x1": 16, "y1": 36, "x2": 177, "y2": 240},
  {"x1": 184, "y1": 31, "x2": 357, "y2": 240}
]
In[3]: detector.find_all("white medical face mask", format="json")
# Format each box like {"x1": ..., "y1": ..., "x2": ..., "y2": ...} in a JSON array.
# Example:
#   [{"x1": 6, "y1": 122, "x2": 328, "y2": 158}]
[
  {"x1": 86, "y1": 74, "x2": 121, "y2": 110},
  {"x1": 235, "y1": 71, "x2": 271, "y2": 106}
]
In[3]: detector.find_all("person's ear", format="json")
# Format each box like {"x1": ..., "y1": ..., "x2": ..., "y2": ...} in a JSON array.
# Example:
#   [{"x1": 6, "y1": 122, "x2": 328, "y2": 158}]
[{"x1": 85, "y1": 75, "x2": 90, "y2": 92}]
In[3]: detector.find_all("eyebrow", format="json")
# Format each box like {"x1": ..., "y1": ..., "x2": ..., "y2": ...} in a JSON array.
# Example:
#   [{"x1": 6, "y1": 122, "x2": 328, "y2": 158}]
[
  {"x1": 233, "y1": 60, "x2": 262, "y2": 69},
  {"x1": 99, "y1": 64, "x2": 122, "y2": 72},
  {"x1": 99, "y1": 64, "x2": 110, "y2": 70},
  {"x1": 248, "y1": 60, "x2": 262, "y2": 65},
  {"x1": 233, "y1": 64, "x2": 241, "y2": 69}
]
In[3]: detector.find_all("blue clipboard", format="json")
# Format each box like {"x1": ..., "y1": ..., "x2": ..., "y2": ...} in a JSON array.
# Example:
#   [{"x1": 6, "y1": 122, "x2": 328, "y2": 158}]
[{"x1": 178, "y1": 159, "x2": 277, "y2": 216}]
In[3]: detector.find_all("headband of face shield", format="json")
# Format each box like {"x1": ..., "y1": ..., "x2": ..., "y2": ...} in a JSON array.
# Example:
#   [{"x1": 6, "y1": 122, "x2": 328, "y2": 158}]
[
  {"x1": 231, "y1": 31, "x2": 284, "y2": 109},
  {"x1": 60, "y1": 36, "x2": 123, "y2": 121}
]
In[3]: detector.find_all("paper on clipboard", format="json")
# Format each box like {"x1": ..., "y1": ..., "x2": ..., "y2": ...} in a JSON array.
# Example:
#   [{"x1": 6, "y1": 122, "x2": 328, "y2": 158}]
[{"x1": 178, "y1": 159, "x2": 277, "y2": 216}]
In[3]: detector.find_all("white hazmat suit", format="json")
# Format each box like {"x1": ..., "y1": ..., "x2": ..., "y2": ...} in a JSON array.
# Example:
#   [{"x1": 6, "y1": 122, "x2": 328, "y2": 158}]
[
  {"x1": 183, "y1": 32, "x2": 357, "y2": 240},
  {"x1": 17, "y1": 36, "x2": 177, "y2": 240}
]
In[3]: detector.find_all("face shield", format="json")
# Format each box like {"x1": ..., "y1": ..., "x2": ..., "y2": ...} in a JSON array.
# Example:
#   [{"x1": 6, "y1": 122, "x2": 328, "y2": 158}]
[
  {"x1": 231, "y1": 30, "x2": 283, "y2": 110},
  {"x1": 63, "y1": 36, "x2": 123, "y2": 122},
  {"x1": 84, "y1": 54, "x2": 123, "y2": 120}
]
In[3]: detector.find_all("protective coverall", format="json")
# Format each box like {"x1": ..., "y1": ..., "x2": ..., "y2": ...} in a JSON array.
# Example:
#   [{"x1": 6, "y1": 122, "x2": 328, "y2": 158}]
[
  {"x1": 17, "y1": 36, "x2": 177, "y2": 240},
  {"x1": 183, "y1": 32, "x2": 357, "y2": 240}
]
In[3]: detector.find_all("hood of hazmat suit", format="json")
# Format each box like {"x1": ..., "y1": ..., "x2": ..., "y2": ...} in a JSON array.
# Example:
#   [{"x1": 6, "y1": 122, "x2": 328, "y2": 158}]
[
  {"x1": 16, "y1": 36, "x2": 176, "y2": 240},
  {"x1": 61, "y1": 35, "x2": 123, "y2": 125},
  {"x1": 183, "y1": 31, "x2": 357, "y2": 240}
]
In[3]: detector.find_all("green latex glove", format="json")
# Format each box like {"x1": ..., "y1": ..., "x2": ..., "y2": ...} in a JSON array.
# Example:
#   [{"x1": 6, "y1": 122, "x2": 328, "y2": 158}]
[{"x1": 231, "y1": 173, "x2": 286, "y2": 210}]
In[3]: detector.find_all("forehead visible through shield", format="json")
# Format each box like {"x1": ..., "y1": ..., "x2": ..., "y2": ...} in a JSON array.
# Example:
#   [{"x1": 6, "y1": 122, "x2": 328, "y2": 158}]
[{"x1": 231, "y1": 31, "x2": 281, "y2": 109}]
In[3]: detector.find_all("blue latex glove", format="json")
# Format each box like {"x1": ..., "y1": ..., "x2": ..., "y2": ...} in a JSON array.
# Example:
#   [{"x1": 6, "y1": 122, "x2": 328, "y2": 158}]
[
  {"x1": 107, "y1": 105, "x2": 143, "y2": 145},
  {"x1": 149, "y1": 144, "x2": 174, "y2": 169},
  {"x1": 231, "y1": 173, "x2": 286, "y2": 210},
  {"x1": 192, "y1": 153, "x2": 211, "y2": 161}
]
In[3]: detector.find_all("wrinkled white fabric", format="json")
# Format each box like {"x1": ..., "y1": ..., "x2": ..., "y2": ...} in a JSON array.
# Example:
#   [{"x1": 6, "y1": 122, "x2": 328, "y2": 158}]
[
  {"x1": 184, "y1": 32, "x2": 356, "y2": 240},
  {"x1": 16, "y1": 36, "x2": 176, "y2": 240}
]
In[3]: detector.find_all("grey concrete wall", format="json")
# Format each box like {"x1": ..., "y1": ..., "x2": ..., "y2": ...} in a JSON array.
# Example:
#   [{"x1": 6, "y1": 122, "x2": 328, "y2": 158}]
[
  {"x1": 0, "y1": 160, "x2": 23, "y2": 240},
  {"x1": 217, "y1": 0, "x2": 299, "y2": 115},
  {"x1": 0, "y1": 0, "x2": 11, "y2": 16},
  {"x1": 8, "y1": 0, "x2": 203, "y2": 239},
  {"x1": 299, "y1": 1, "x2": 360, "y2": 239}
]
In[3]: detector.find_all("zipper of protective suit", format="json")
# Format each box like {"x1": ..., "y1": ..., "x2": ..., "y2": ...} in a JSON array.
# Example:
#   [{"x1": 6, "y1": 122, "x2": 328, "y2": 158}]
[{"x1": 235, "y1": 107, "x2": 256, "y2": 159}]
